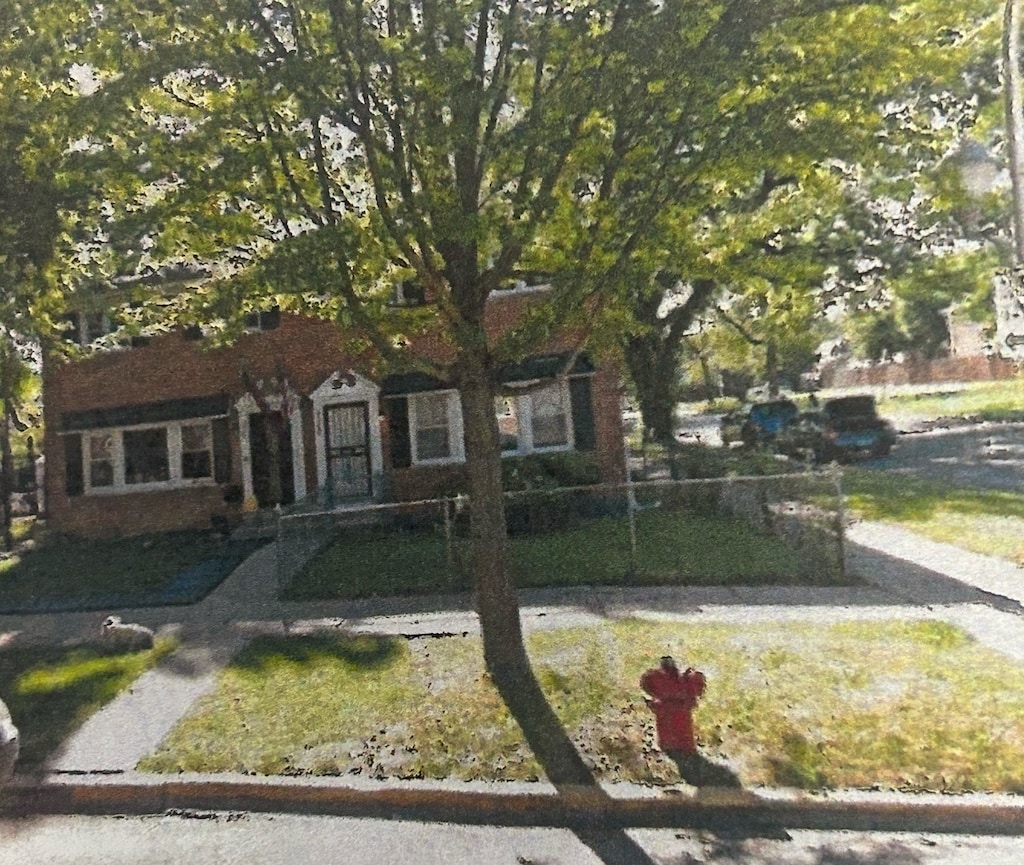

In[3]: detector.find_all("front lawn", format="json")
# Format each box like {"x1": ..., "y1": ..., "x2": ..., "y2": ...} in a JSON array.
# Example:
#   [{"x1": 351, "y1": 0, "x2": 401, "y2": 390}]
[
  {"x1": 140, "y1": 619, "x2": 1024, "y2": 793},
  {"x1": 0, "y1": 530, "x2": 264, "y2": 612},
  {"x1": 876, "y1": 379, "x2": 1024, "y2": 427},
  {"x1": 285, "y1": 504, "x2": 850, "y2": 601},
  {"x1": 0, "y1": 638, "x2": 176, "y2": 771},
  {"x1": 842, "y1": 468, "x2": 1024, "y2": 566}
]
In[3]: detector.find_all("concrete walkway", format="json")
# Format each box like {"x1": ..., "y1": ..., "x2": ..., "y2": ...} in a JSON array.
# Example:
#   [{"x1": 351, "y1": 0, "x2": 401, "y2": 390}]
[{"x1": 4, "y1": 517, "x2": 1024, "y2": 830}]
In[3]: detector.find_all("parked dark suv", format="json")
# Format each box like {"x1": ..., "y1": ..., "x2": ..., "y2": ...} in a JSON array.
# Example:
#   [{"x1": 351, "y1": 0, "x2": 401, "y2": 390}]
[{"x1": 778, "y1": 395, "x2": 896, "y2": 462}]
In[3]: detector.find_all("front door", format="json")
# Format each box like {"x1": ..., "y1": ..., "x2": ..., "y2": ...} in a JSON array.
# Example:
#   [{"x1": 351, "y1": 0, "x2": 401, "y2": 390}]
[
  {"x1": 325, "y1": 402, "x2": 372, "y2": 500},
  {"x1": 250, "y1": 411, "x2": 295, "y2": 507}
]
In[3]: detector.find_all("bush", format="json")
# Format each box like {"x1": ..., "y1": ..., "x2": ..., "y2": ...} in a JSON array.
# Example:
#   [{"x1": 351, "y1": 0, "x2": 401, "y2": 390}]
[
  {"x1": 501, "y1": 453, "x2": 602, "y2": 535},
  {"x1": 501, "y1": 452, "x2": 601, "y2": 491}
]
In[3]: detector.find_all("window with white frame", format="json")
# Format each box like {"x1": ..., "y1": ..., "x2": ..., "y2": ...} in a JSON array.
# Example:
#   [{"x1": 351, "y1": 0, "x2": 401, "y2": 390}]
[
  {"x1": 124, "y1": 428, "x2": 170, "y2": 485},
  {"x1": 181, "y1": 422, "x2": 214, "y2": 479},
  {"x1": 529, "y1": 384, "x2": 570, "y2": 448},
  {"x1": 410, "y1": 391, "x2": 463, "y2": 464},
  {"x1": 81, "y1": 418, "x2": 218, "y2": 493},
  {"x1": 495, "y1": 381, "x2": 572, "y2": 455},
  {"x1": 87, "y1": 432, "x2": 115, "y2": 488},
  {"x1": 495, "y1": 396, "x2": 519, "y2": 453}
]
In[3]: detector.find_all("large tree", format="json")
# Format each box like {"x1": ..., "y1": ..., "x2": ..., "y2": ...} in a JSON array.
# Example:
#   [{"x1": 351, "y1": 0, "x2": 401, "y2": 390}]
[{"x1": 616, "y1": 0, "x2": 1001, "y2": 440}]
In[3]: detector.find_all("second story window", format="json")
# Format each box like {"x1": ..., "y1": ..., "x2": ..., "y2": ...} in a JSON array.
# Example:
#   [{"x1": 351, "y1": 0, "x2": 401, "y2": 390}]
[
  {"x1": 64, "y1": 311, "x2": 116, "y2": 347},
  {"x1": 244, "y1": 307, "x2": 281, "y2": 332}
]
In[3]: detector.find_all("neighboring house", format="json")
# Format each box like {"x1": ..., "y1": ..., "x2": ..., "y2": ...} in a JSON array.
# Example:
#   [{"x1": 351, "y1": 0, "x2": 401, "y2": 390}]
[{"x1": 43, "y1": 286, "x2": 625, "y2": 537}]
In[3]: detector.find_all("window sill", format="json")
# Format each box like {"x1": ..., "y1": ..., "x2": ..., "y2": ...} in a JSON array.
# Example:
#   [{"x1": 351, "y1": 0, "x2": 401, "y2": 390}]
[{"x1": 83, "y1": 478, "x2": 218, "y2": 496}]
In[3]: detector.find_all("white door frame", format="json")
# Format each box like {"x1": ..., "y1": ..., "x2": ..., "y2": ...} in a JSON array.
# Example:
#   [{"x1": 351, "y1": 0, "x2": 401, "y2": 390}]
[
  {"x1": 311, "y1": 371, "x2": 383, "y2": 500},
  {"x1": 235, "y1": 385, "x2": 306, "y2": 507}
]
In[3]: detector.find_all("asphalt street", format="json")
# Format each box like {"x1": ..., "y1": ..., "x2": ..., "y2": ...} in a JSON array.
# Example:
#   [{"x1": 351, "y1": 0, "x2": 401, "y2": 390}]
[{"x1": 4, "y1": 813, "x2": 1024, "y2": 865}]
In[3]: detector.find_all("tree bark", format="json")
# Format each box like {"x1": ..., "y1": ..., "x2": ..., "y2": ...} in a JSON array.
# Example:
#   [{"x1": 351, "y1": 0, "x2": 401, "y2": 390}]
[
  {"x1": 1006, "y1": 0, "x2": 1024, "y2": 263},
  {"x1": 765, "y1": 339, "x2": 780, "y2": 398},
  {"x1": 625, "y1": 333, "x2": 680, "y2": 447},
  {"x1": 0, "y1": 406, "x2": 12, "y2": 552},
  {"x1": 456, "y1": 358, "x2": 594, "y2": 787}
]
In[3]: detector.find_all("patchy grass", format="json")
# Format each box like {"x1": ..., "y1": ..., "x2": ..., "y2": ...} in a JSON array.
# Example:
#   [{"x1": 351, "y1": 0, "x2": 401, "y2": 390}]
[
  {"x1": 842, "y1": 468, "x2": 1024, "y2": 565},
  {"x1": 140, "y1": 619, "x2": 1024, "y2": 793},
  {"x1": 286, "y1": 504, "x2": 849, "y2": 601},
  {"x1": 0, "y1": 638, "x2": 176, "y2": 771},
  {"x1": 0, "y1": 530, "x2": 260, "y2": 610},
  {"x1": 9, "y1": 517, "x2": 35, "y2": 544}
]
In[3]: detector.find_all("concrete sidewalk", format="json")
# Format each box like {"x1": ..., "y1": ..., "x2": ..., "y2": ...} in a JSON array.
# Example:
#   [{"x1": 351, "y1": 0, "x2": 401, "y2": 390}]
[{"x1": 6, "y1": 518, "x2": 1024, "y2": 831}]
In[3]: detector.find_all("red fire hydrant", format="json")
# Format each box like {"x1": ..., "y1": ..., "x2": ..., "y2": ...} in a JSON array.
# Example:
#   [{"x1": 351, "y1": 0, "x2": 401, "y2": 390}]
[{"x1": 640, "y1": 655, "x2": 706, "y2": 755}]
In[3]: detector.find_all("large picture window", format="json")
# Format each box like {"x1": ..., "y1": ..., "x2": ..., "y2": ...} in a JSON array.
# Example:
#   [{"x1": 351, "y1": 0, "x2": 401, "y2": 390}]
[
  {"x1": 79, "y1": 418, "x2": 220, "y2": 493},
  {"x1": 124, "y1": 428, "x2": 170, "y2": 485}
]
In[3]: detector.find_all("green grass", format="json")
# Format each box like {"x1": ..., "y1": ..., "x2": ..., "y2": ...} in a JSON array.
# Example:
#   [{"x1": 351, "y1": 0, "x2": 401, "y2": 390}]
[
  {"x1": 876, "y1": 379, "x2": 1024, "y2": 425},
  {"x1": 286, "y1": 504, "x2": 849, "y2": 601},
  {"x1": 10, "y1": 517, "x2": 35, "y2": 544},
  {"x1": 842, "y1": 468, "x2": 1024, "y2": 565},
  {"x1": 0, "y1": 529, "x2": 237, "y2": 606},
  {"x1": 140, "y1": 619, "x2": 1024, "y2": 793},
  {"x1": 0, "y1": 638, "x2": 176, "y2": 770}
]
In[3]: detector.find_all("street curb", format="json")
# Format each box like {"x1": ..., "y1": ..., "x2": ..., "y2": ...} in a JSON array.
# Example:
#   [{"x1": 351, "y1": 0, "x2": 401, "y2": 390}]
[{"x1": 2, "y1": 778, "x2": 1024, "y2": 836}]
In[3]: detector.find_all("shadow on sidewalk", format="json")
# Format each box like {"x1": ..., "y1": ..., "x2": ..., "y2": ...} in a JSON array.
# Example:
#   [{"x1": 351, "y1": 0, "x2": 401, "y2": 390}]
[{"x1": 846, "y1": 541, "x2": 1024, "y2": 614}]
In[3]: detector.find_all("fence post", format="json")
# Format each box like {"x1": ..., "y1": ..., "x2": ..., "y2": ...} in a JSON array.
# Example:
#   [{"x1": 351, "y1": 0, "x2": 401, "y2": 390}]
[
  {"x1": 443, "y1": 496, "x2": 454, "y2": 585},
  {"x1": 627, "y1": 484, "x2": 638, "y2": 578},
  {"x1": 831, "y1": 465, "x2": 846, "y2": 581}
]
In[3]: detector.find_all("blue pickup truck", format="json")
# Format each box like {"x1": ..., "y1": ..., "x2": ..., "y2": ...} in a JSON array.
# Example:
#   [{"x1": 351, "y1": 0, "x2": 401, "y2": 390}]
[{"x1": 777, "y1": 395, "x2": 897, "y2": 462}]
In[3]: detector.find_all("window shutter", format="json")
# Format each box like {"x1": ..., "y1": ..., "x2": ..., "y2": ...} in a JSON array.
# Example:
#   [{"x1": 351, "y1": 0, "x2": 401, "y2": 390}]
[
  {"x1": 212, "y1": 417, "x2": 232, "y2": 483},
  {"x1": 385, "y1": 397, "x2": 412, "y2": 468},
  {"x1": 64, "y1": 433, "x2": 84, "y2": 496},
  {"x1": 569, "y1": 376, "x2": 596, "y2": 451}
]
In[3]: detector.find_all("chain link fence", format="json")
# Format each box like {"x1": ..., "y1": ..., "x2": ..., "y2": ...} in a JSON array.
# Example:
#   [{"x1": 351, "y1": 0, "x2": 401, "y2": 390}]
[{"x1": 276, "y1": 471, "x2": 846, "y2": 597}]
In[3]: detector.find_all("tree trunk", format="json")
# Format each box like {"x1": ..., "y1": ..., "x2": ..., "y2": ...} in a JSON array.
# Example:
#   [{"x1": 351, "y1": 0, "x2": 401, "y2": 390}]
[
  {"x1": 624, "y1": 334, "x2": 680, "y2": 447},
  {"x1": 0, "y1": 404, "x2": 13, "y2": 552},
  {"x1": 765, "y1": 339, "x2": 780, "y2": 398},
  {"x1": 457, "y1": 361, "x2": 593, "y2": 787},
  {"x1": 1006, "y1": 0, "x2": 1024, "y2": 262}
]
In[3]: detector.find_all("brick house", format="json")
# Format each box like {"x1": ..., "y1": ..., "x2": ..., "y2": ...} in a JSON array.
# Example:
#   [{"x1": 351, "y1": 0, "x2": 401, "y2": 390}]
[{"x1": 43, "y1": 286, "x2": 626, "y2": 537}]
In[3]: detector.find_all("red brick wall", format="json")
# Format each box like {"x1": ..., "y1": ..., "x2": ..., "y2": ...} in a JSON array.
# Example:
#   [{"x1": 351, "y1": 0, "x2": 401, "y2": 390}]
[
  {"x1": 44, "y1": 306, "x2": 624, "y2": 537},
  {"x1": 44, "y1": 316, "x2": 357, "y2": 537}
]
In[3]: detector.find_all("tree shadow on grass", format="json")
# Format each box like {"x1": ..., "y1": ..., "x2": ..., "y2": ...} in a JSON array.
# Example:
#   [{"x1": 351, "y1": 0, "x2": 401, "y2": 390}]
[
  {"x1": 0, "y1": 642, "x2": 164, "y2": 771},
  {"x1": 228, "y1": 633, "x2": 403, "y2": 674},
  {"x1": 490, "y1": 662, "x2": 662, "y2": 865}
]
